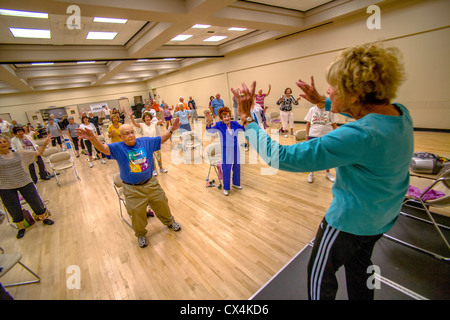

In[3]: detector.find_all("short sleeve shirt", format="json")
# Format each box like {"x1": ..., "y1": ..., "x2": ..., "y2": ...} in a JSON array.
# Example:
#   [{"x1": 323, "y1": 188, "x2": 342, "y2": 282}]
[{"x1": 108, "y1": 137, "x2": 161, "y2": 184}]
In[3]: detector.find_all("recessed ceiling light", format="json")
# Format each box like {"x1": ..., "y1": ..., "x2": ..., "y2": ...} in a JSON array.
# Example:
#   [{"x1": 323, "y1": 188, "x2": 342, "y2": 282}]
[
  {"x1": 171, "y1": 34, "x2": 193, "y2": 41},
  {"x1": 203, "y1": 36, "x2": 227, "y2": 42},
  {"x1": 31, "y1": 62, "x2": 54, "y2": 66},
  {"x1": 86, "y1": 31, "x2": 117, "y2": 40},
  {"x1": 163, "y1": 58, "x2": 177, "y2": 61},
  {"x1": 192, "y1": 24, "x2": 211, "y2": 29},
  {"x1": 77, "y1": 61, "x2": 96, "y2": 64},
  {"x1": 228, "y1": 27, "x2": 247, "y2": 31},
  {"x1": 93, "y1": 17, "x2": 128, "y2": 24},
  {"x1": 0, "y1": 9, "x2": 48, "y2": 19},
  {"x1": 137, "y1": 59, "x2": 149, "y2": 62},
  {"x1": 10, "y1": 28, "x2": 51, "y2": 39}
]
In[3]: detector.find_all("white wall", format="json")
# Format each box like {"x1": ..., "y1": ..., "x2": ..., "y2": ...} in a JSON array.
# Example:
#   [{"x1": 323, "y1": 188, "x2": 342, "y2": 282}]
[{"x1": 148, "y1": 0, "x2": 450, "y2": 129}]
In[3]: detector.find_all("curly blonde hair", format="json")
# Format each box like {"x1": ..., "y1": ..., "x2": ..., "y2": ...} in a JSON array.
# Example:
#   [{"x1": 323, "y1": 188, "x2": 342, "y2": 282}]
[{"x1": 326, "y1": 43, "x2": 405, "y2": 105}]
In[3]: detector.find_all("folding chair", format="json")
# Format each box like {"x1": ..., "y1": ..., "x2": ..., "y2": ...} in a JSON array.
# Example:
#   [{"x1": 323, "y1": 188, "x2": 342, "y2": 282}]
[
  {"x1": 0, "y1": 247, "x2": 40, "y2": 288},
  {"x1": 112, "y1": 173, "x2": 132, "y2": 229},
  {"x1": 269, "y1": 111, "x2": 281, "y2": 129},
  {"x1": 48, "y1": 152, "x2": 81, "y2": 186},
  {"x1": 181, "y1": 131, "x2": 203, "y2": 163},
  {"x1": 383, "y1": 168, "x2": 450, "y2": 261},
  {"x1": 294, "y1": 129, "x2": 307, "y2": 142},
  {"x1": 204, "y1": 142, "x2": 222, "y2": 190}
]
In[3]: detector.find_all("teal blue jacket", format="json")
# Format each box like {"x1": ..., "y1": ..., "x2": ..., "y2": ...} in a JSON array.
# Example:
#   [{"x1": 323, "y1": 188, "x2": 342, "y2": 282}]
[{"x1": 245, "y1": 103, "x2": 413, "y2": 235}]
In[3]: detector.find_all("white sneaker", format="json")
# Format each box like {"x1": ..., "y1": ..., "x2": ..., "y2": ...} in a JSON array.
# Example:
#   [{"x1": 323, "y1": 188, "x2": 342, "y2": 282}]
[
  {"x1": 232, "y1": 185, "x2": 242, "y2": 190},
  {"x1": 326, "y1": 172, "x2": 335, "y2": 182},
  {"x1": 101, "y1": 159, "x2": 106, "y2": 164},
  {"x1": 307, "y1": 172, "x2": 314, "y2": 183},
  {"x1": 223, "y1": 189, "x2": 229, "y2": 196},
  {"x1": 153, "y1": 170, "x2": 158, "y2": 176},
  {"x1": 284, "y1": 134, "x2": 288, "y2": 138},
  {"x1": 89, "y1": 162, "x2": 94, "y2": 168},
  {"x1": 160, "y1": 168, "x2": 168, "y2": 173}
]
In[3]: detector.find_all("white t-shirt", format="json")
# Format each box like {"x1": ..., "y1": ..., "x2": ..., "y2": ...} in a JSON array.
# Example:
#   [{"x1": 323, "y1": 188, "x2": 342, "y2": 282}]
[
  {"x1": 80, "y1": 123, "x2": 96, "y2": 134},
  {"x1": 304, "y1": 105, "x2": 338, "y2": 137},
  {"x1": 0, "y1": 120, "x2": 11, "y2": 133},
  {"x1": 141, "y1": 122, "x2": 157, "y2": 137}
]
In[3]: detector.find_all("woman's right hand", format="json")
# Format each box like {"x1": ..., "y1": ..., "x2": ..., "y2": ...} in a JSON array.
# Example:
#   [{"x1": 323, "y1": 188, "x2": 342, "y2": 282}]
[
  {"x1": 296, "y1": 76, "x2": 326, "y2": 105},
  {"x1": 231, "y1": 81, "x2": 256, "y2": 121}
]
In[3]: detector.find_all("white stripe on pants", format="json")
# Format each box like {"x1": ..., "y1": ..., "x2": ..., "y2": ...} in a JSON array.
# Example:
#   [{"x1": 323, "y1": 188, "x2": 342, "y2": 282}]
[{"x1": 309, "y1": 224, "x2": 340, "y2": 300}]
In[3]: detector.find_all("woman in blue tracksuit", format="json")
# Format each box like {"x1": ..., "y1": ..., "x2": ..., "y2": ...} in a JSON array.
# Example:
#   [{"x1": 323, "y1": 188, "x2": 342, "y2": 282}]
[
  {"x1": 232, "y1": 43, "x2": 413, "y2": 300},
  {"x1": 206, "y1": 107, "x2": 245, "y2": 196}
]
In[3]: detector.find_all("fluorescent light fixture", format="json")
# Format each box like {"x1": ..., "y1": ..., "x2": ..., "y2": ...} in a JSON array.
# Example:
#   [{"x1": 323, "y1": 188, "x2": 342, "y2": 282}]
[
  {"x1": 0, "y1": 9, "x2": 48, "y2": 19},
  {"x1": 228, "y1": 27, "x2": 247, "y2": 31},
  {"x1": 86, "y1": 31, "x2": 117, "y2": 40},
  {"x1": 10, "y1": 28, "x2": 51, "y2": 39},
  {"x1": 31, "y1": 62, "x2": 54, "y2": 66},
  {"x1": 163, "y1": 58, "x2": 177, "y2": 61},
  {"x1": 192, "y1": 24, "x2": 211, "y2": 29},
  {"x1": 137, "y1": 59, "x2": 149, "y2": 62},
  {"x1": 170, "y1": 34, "x2": 192, "y2": 41},
  {"x1": 203, "y1": 35, "x2": 227, "y2": 42},
  {"x1": 77, "y1": 61, "x2": 96, "y2": 64},
  {"x1": 93, "y1": 17, "x2": 127, "y2": 24}
]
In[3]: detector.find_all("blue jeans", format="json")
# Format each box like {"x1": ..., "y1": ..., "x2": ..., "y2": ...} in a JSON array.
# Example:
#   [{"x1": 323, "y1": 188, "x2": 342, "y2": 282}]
[{"x1": 0, "y1": 183, "x2": 46, "y2": 223}]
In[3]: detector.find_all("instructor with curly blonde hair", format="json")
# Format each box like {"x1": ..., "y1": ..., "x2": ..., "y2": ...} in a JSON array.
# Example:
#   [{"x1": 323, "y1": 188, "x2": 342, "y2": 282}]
[{"x1": 232, "y1": 43, "x2": 412, "y2": 300}]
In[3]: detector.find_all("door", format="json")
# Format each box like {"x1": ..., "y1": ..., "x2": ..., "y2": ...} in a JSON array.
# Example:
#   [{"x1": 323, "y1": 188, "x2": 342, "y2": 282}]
[
  {"x1": 66, "y1": 105, "x2": 81, "y2": 123},
  {"x1": 119, "y1": 98, "x2": 130, "y2": 115},
  {"x1": 25, "y1": 110, "x2": 44, "y2": 127}
]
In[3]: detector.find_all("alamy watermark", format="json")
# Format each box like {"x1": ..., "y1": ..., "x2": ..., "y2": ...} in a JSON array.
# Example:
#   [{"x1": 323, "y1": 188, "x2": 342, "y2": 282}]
[
  {"x1": 66, "y1": 265, "x2": 81, "y2": 289},
  {"x1": 367, "y1": 5, "x2": 381, "y2": 30},
  {"x1": 169, "y1": 120, "x2": 280, "y2": 176}
]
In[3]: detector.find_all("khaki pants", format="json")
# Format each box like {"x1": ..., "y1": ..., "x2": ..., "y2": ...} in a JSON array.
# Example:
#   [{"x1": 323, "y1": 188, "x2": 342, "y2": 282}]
[{"x1": 122, "y1": 176, "x2": 174, "y2": 237}]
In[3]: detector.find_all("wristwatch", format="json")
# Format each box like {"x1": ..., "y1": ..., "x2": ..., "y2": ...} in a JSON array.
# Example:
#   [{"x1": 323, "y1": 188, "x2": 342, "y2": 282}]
[{"x1": 243, "y1": 116, "x2": 254, "y2": 127}]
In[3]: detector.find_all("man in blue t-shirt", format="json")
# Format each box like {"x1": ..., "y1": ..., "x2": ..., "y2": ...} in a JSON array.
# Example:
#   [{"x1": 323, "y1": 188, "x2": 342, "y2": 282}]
[{"x1": 76, "y1": 119, "x2": 181, "y2": 248}]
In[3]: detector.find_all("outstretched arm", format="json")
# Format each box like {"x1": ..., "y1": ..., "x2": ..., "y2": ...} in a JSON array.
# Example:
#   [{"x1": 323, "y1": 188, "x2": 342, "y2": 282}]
[
  {"x1": 161, "y1": 117, "x2": 180, "y2": 144},
  {"x1": 75, "y1": 127, "x2": 111, "y2": 155}
]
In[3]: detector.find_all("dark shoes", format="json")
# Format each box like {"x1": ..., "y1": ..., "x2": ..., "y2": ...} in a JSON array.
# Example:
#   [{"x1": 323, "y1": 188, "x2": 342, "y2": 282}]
[{"x1": 16, "y1": 229, "x2": 25, "y2": 239}]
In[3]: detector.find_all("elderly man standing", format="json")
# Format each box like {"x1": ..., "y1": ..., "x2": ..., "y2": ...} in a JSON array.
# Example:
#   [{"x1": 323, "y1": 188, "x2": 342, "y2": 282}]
[
  {"x1": 210, "y1": 93, "x2": 225, "y2": 119},
  {"x1": 76, "y1": 119, "x2": 182, "y2": 248}
]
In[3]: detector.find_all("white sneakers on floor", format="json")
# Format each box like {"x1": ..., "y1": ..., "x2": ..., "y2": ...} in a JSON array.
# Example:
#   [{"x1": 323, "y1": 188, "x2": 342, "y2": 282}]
[
  {"x1": 325, "y1": 172, "x2": 335, "y2": 182},
  {"x1": 308, "y1": 172, "x2": 335, "y2": 183}
]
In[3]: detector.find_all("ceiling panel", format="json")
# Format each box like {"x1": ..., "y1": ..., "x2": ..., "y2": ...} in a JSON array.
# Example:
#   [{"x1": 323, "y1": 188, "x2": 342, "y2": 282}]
[{"x1": 0, "y1": 0, "x2": 387, "y2": 95}]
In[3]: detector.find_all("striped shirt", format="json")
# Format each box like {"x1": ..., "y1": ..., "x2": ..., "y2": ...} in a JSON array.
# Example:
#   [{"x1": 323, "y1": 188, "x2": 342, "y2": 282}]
[
  {"x1": 277, "y1": 95, "x2": 298, "y2": 112},
  {"x1": 0, "y1": 151, "x2": 37, "y2": 189}
]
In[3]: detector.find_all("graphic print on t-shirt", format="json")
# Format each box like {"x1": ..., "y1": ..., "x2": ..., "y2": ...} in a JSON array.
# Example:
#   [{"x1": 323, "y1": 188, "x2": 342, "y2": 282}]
[{"x1": 127, "y1": 147, "x2": 149, "y2": 173}]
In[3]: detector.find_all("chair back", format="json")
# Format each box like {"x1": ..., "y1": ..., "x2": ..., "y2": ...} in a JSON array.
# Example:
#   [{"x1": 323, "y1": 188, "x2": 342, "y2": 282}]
[
  {"x1": 113, "y1": 173, "x2": 123, "y2": 188},
  {"x1": 49, "y1": 151, "x2": 71, "y2": 163},
  {"x1": 49, "y1": 152, "x2": 74, "y2": 171},
  {"x1": 42, "y1": 147, "x2": 58, "y2": 158},
  {"x1": 425, "y1": 168, "x2": 450, "y2": 207},
  {"x1": 205, "y1": 142, "x2": 221, "y2": 164},
  {"x1": 270, "y1": 111, "x2": 280, "y2": 119},
  {"x1": 295, "y1": 129, "x2": 306, "y2": 142}
]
